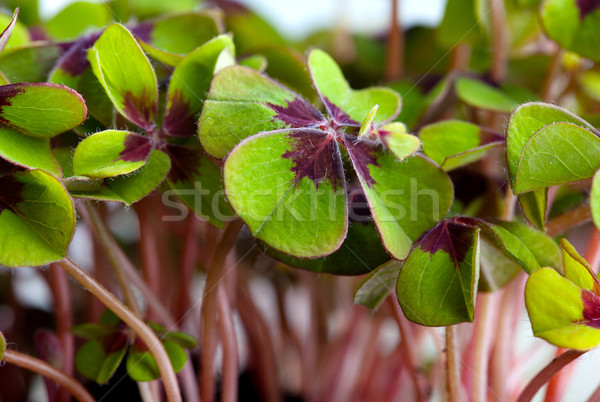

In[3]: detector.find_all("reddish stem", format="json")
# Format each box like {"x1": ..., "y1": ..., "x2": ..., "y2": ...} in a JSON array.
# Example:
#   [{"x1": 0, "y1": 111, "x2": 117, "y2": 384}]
[
  {"x1": 48, "y1": 263, "x2": 74, "y2": 402},
  {"x1": 217, "y1": 281, "x2": 238, "y2": 402},
  {"x1": 176, "y1": 215, "x2": 198, "y2": 321},
  {"x1": 237, "y1": 278, "x2": 280, "y2": 402},
  {"x1": 388, "y1": 297, "x2": 427, "y2": 402},
  {"x1": 2, "y1": 349, "x2": 94, "y2": 402},
  {"x1": 516, "y1": 349, "x2": 585, "y2": 402},
  {"x1": 200, "y1": 219, "x2": 243, "y2": 402},
  {"x1": 384, "y1": 0, "x2": 403, "y2": 81}
]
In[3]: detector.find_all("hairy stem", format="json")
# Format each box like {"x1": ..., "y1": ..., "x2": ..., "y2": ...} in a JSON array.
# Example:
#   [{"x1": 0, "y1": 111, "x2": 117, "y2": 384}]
[
  {"x1": 200, "y1": 219, "x2": 244, "y2": 402},
  {"x1": 2, "y1": 349, "x2": 94, "y2": 402},
  {"x1": 516, "y1": 349, "x2": 585, "y2": 402},
  {"x1": 58, "y1": 258, "x2": 182, "y2": 402},
  {"x1": 48, "y1": 263, "x2": 74, "y2": 402},
  {"x1": 445, "y1": 325, "x2": 462, "y2": 402}
]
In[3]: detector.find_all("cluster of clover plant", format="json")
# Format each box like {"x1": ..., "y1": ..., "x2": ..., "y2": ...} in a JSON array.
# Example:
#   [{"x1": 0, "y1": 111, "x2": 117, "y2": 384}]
[{"x1": 3, "y1": 0, "x2": 600, "y2": 400}]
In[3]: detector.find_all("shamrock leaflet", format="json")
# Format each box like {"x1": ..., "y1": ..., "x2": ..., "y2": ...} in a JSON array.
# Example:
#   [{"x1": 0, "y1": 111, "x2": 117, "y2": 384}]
[{"x1": 199, "y1": 49, "x2": 454, "y2": 258}]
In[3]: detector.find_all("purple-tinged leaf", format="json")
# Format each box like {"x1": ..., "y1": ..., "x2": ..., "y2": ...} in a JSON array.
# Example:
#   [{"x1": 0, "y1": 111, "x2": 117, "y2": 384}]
[
  {"x1": 0, "y1": 82, "x2": 87, "y2": 139},
  {"x1": 224, "y1": 129, "x2": 348, "y2": 258},
  {"x1": 49, "y1": 32, "x2": 101, "y2": 89},
  {"x1": 73, "y1": 130, "x2": 151, "y2": 178},
  {"x1": 282, "y1": 130, "x2": 344, "y2": 190},
  {"x1": 87, "y1": 24, "x2": 158, "y2": 131},
  {"x1": 577, "y1": 0, "x2": 600, "y2": 19},
  {"x1": 419, "y1": 220, "x2": 475, "y2": 263},
  {"x1": 344, "y1": 135, "x2": 454, "y2": 259},
  {"x1": 267, "y1": 97, "x2": 325, "y2": 129},
  {"x1": 0, "y1": 8, "x2": 18, "y2": 53},
  {"x1": 119, "y1": 133, "x2": 152, "y2": 162},
  {"x1": 163, "y1": 143, "x2": 203, "y2": 184},
  {"x1": 582, "y1": 290, "x2": 600, "y2": 329},
  {"x1": 0, "y1": 173, "x2": 24, "y2": 215},
  {"x1": 397, "y1": 219, "x2": 480, "y2": 326}
]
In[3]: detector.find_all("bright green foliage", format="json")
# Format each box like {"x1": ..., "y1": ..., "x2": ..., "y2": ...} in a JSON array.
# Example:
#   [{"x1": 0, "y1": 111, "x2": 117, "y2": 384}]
[
  {"x1": 377, "y1": 122, "x2": 421, "y2": 162},
  {"x1": 518, "y1": 189, "x2": 548, "y2": 230},
  {"x1": 308, "y1": 49, "x2": 400, "y2": 124},
  {"x1": 396, "y1": 217, "x2": 542, "y2": 324},
  {"x1": 0, "y1": 330, "x2": 5, "y2": 360},
  {"x1": 351, "y1": 153, "x2": 453, "y2": 260},
  {"x1": 525, "y1": 240, "x2": 600, "y2": 350},
  {"x1": 73, "y1": 130, "x2": 149, "y2": 178},
  {"x1": 591, "y1": 170, "x2": 600, "y2": 232},
  {"x1": 88, "y1": 23, "x2": 158, "y2": 130},
  {"x1": 224, "y1": 131, "x2": 348, "y2": 258},
  {"x1": 0, "y1": 170, "x2": 75, "y2": 267},
  {"x1": 45, "y1": 2, "x2": 112, "y2": 40},
  {"x1": 238, "y1": 54, "x2": 267, "y2": 71},
  {"x1": 525, "y1": 239, "x2": 600, "y2": 350},
  {"x1": 397, "y1": 220, "x2": 480, "y2": 326},
  {"x1": 137, "y1": 12, "x2": 222, "y2": 66},
  {"x1": 268, "y1": 221, "x2": 390, "y2": 275},
  {"x1": 258, "y1": 47, "x2": 316, "y2": 100},
  {"x1": 163, "y1": 35, "x2": 235, "y2": 137},
  {"x1": 0, "y1": 83, "x2": 87, "y2": 138},
  {"x1": 499, "y1": 221, "x2": 561, "y2": 269},
  {"x1": 0, "y1": 126, "x2": 62, "y2": 175},
  {"x1": 455, "y1": 77, "x2": 520, "y2": 112},
  {"x1": 541, "y1": 0, "x2": 600, "y2": 61},
  {"x1": 354, "y1": 260, "x2": 402, "y2": 309},
  {"x1": 514, "y1": 122, "x2": 600, "y2": 194},
  {"x1": 71, "y1": 150, "x2": 171, "y2": 206},
  {"x1": 506, "y1": 102, "x2": 599, "y2": 194},
  {"x1": 198, "y1": 65, "x2": 298, "y2": 158},
  {"x1": 525, "y1": 267, "x2": 600, "y2": 350},
  {"x1": 0, "y1": 9, "x2": 26, "y2": 52},
  {"x1": 419, "y1": 120, "x2": 504, "y2": 171}
]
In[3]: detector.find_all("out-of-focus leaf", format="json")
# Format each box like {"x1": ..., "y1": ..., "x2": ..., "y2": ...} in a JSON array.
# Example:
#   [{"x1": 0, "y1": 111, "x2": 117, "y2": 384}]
[
  {"x1": 354, "y1": 259, "x2": 401, "y2": 309},
  {"x1": 0, "y1": 170, "x2": 75, "y2": 267}
]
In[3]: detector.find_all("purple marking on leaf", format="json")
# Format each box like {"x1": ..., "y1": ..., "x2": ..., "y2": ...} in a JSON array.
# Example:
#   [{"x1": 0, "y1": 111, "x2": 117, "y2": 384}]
[
  {"x1": 581, "y1": 289, "x2": 600, "y2": 328},
  {"x1": 0, "y1": 174, "x2": 24, "y2": 215},
  {"x1": 266, "y1": 97, "x2": 325, "y2": 129},
  {"x1": 163, "y1": 143, "x2": 203, "y2": 183},
  {"x1": 342, "y1": 135, "x2": 379, "y2": 186},
  {"x1": 418, "y1": 220, "x2": 477, "y2": 264},
  {"x1": 480, "y1": 128, "x2": 505, "y2": 145},
  {"x1": 282, "y1": 131, "x2": 344, "y2": 190},
  {"x1": 214, "y1": 0, "x2": 249, "y2": 14},
  {"x1": 577, "y1": 0, "x2": 600, "y2": 19},
  {"x1": 0, "y1": 84, "x2": 26, "y2": 112},
  {"x1": 131, "y1": 22, "x2": 154, "y2": 43},
  {"x1": 118, "y1": 133, "x2": 152, "y2": 162},
  {"x1": 122, "y1": 91, "x2": 157, "y2": 131},
  {"x1": 54, "y1": 32, "x2": 100, "y2": 76},
  {"x1": 162, "y1": 91, "x2": 197, "y2": 137},
  {"x1": 323, "y1": 97, "x2": 360, "y2": 127},
  {"x1": 101, "y1": 329, "x2": 129, "y2": 355}
]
